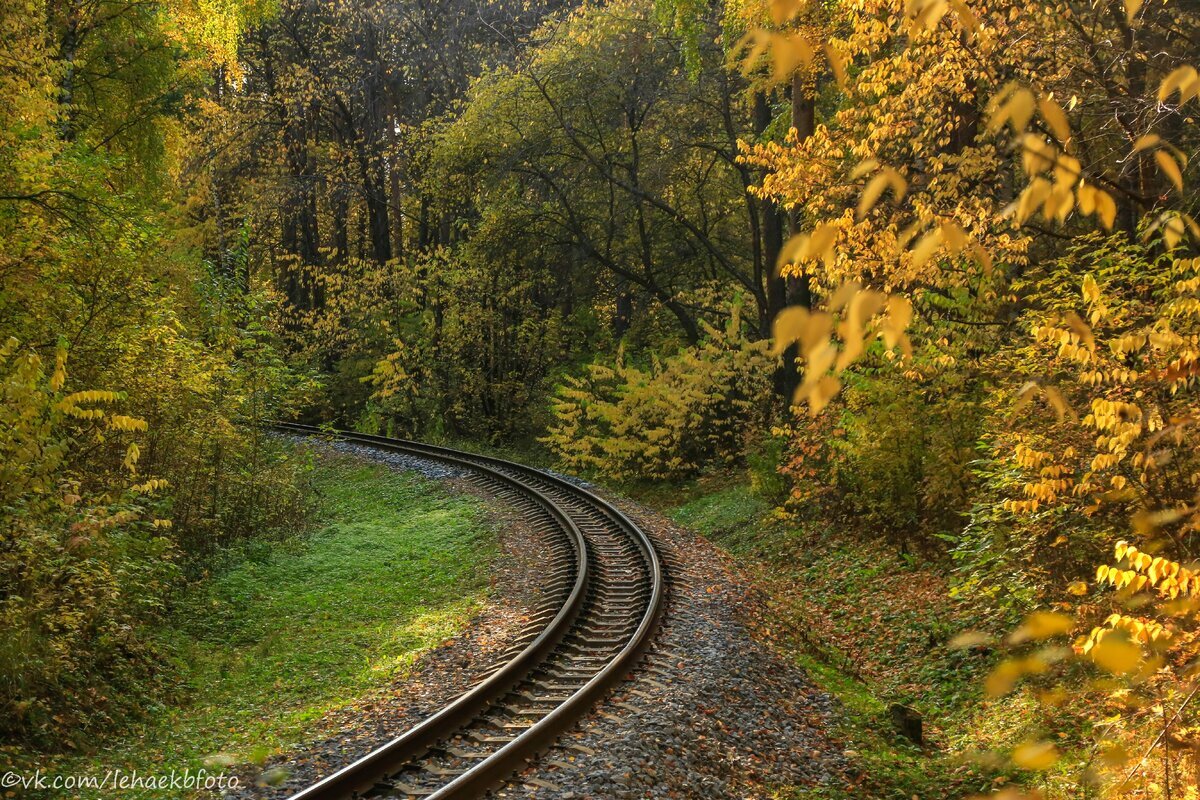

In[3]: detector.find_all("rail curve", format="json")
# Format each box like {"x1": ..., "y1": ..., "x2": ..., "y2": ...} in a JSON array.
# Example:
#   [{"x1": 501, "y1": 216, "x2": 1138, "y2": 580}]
[{"x1": 275, "y1": 423, "x2": 665, "y2": 799}]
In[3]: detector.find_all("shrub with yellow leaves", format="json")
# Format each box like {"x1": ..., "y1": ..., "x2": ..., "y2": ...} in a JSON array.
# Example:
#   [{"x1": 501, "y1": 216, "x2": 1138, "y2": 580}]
[
  {"x1": 0, "y1": 339, "x2": 178, "y2": 745},
  {"x1": 717, "y1": 0, "x2": 1200, "y2": 795},
  {"x1": 543, "y1": 301, "x2": 774, "y2": 481}
]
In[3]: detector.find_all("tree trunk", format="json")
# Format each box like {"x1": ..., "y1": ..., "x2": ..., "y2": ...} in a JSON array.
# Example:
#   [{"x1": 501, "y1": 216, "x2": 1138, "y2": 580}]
[
  {"x1": 613, "y1": 280, "x2": 632, "y2": 339},
  {"x1": 788, "y1": 70, "x2": 815, "y2": 310}
]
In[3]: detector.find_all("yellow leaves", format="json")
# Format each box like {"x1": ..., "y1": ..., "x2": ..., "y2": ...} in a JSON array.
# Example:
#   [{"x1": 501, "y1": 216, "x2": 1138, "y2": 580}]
[
  {"x1": 1021, "y1": 134, "x2": 1057, "y2": 175},
  {"x1": 1123, "y1": 0, "x2": 1143, "y2": 25},
  {"x1": 109, "y1": 414, "x2": 149, "y2": 433},
  {"x1": 824, "y1": 43, "x2": 848, "y2": 89},
  {"x1": 0, "y1": 336, "x2": 19, "y2": 363},
  {"x1": 1092, "y1": 187, "x2": 1117, "y2": 230},
  {"x1": 1013, "y1": 381, "x2": 1075, "y2": 424},
  {"x1": 899, "y1": 0, "x2": 981, "y2": 38},
  {"x1": 1132, "y1": 135, "x2": 1187, "y2": 195},
  {"x1": 738, "y1": 29, "x2": 814, "y2": 83},
  {"x1": 985, "y1": 647, "x2": 1067, "y2": 696},
  {"x1": 947, "y1": 0, "x2": 980, "y2": 40},
  {"x1": 1064, "y1": 311, "x2": 1095, "y2": 352},
  {"x1": 1131, "y1": 508, "x2": 1184, "y2": 537},
  {"x1": 774, "y1": 284, "x2": 913, "y2": 416},
  {"x1": 987, "y1": 83, "x2": 1036, "y2": 136},
  {"x1": 1043, "y1": 184, "x2": 1075, "y2": 224},
  {"x1": 987, "y1": 611, "x2": 1077, "y2": 696},
  {"x1": 1155, "y1": 150, "x2": 1185, "y2": 193},
  {"x1": 1013, "y1": 178, "x2": 1050, "y2": 225},
  {"x1": 1012, "y1": 740, "x2": 1059, "y2": 771},
  {"x1": 1133, "y1": 133, "x2": 1161, "y2": 153},
  {"x1": 1159, "y1": 65, "x2": 1200, "y2": 105},
  {"x1": 50, "y1": 348, "x2": 67, "y2": 392},
  {"x1": 949, "y1": 630, "x2": 992, "y2": 649},
  {"x1": 881, "y1": 296, "x2": 913, "y2": 351},
  {"x1": 1037, "y1": 96, "x2": 1070, "y2": 145},
  {"x1": 123, "y1": 442, "x2": 141, "y2": 473},
  {"x1": 834, "y1": 288, "x2": 886, "y2": 371},
  {"x1": 1067, "y1": 580, "x2": 1088, "y2": 596},
  {"x1": 903, "y1": 0, "x2": 949, "y2": 36},
  {"x1": 855, "y1": 164, "x2": 907, "y2": 220},
  {"x1": 1081, "y1": 274, "x2": 1100, "y2": 305},
  {"x1": 1099, "y1": 742, "x2": 1131, "y2": 768},
  {"x1": 1008, "y1": 611, "x2": 1075, "y2": 645},
  {"x1": 910, "y1": 227, "x2": 945, "y2": 268},
  {"x1": 985, "y1": 657, "x2": 1025, "y2": 697},
  {"x1": 59, "y1": 390, "x2": 120, "y2": 407},
  {"x1": 989, "y1": 85, "x2": 1073, "y2": 144},
  {"x1": 778, "y1": 223, "x2": 839, "y2": 271},
  {"x1": 1099, "y1": 537, "x2": 1199, "y2": 601},
  {"x1": 767, "y1": 0, "x2": 808, "y2": 25},
  {"x1": 799, "y1": 373, "x2": 843, "y2": 416},
  {"x1": 1144, "y1": 212, "x2": 1200, "y2": 253},
  {"x1": 1012, "y1": 441, "x2": 1053, "y2": 470},
  {"x1": 1089, "y1": 634, "x2": 1142, "y2": 674},
  {"x1": 771, "y1": 306, "x2": 832, "y2": 356}
]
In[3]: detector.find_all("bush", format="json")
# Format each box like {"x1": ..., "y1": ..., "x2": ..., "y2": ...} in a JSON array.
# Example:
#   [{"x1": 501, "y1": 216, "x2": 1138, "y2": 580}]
[
  {"x1": 0, "y1": 341, "x2": 178, "y2": 743},
  {"x1": 0, "y1": 327, "x2": 314, "y2": 746},
  {"x1": 779, "y1": 350, "x2": 982, "y2": 553},
  {"x1": 953, "y1": 239, "x2": 1200, "y2": 601},
  {"x1": 543, "y1": 303, "x2": 775, "y2": 482}
]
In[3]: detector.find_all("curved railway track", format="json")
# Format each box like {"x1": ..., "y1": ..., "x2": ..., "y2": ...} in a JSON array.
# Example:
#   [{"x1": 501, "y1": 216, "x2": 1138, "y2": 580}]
[{"x1": 275, "y1": 423, "x2": 665, "y2": 800}]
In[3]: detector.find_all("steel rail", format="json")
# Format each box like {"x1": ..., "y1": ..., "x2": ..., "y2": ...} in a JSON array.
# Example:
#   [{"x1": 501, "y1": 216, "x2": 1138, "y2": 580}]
[{"x1": 275, "y1": 423, "x2": 665, "y2": 799}]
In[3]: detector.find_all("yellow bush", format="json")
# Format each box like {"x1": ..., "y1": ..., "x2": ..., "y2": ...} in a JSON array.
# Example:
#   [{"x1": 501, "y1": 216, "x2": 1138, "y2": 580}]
[{"x1": 543, "y1": 303, "x2": 774, "y2": 481}]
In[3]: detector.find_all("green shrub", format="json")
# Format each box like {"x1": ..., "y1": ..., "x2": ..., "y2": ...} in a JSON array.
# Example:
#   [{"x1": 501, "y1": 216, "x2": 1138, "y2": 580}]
[
  {"x1": 0, "y1": 330, "x2": 314, "y2": 746},
  {"x1": 779, "y1": 352, "x2": 982, "y2": 552},
  {"x1": 543, "y1": 303, "x2": 775, "y2": 482},
  {"x1": 0, "y1": 341, "x2": 179, "y2": 743}
]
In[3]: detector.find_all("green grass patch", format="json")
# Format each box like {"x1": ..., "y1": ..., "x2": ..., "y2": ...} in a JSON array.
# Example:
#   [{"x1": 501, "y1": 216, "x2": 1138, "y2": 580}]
[{"x1": 24, "y1": 454, "x2": 496, "y2": 798}]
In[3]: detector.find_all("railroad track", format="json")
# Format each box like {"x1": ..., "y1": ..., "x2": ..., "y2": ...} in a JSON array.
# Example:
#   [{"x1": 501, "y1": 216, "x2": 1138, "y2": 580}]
[{"x1": 275, "y1": 423, "x2": 665, "y2": 800}]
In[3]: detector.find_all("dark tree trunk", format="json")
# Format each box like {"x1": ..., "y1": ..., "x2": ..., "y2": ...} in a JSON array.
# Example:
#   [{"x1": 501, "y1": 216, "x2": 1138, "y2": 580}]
[
  {"x1": 788, "y1": 70, "x2": 815, "y2": 313},
  {"x1": 754, "y1": 91, "x2": 786, "y2": 337},
  {"x1": 356, "y1": 11, "x2": 392, "y2": 263},
  {"x1": 357, "y1": 145, "x2": 392, "y2": 263},
  {"x1": 280, "y1": 101, "x2": 321, "y2": 311}
]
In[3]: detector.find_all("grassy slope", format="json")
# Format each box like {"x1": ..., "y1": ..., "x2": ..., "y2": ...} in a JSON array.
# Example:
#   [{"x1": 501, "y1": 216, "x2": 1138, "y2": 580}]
[
  {"x1": 664, "y1": 479, "x2": 1030, "y2": 800},
  {"x1": 31, "y1": 455, "x2": 496, "y2": 798}
]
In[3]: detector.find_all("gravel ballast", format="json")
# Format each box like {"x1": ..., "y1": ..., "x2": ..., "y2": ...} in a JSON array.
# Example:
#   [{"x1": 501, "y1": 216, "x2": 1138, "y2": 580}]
[{"x1": 496, "y1": 498, "x2": 847, "y2": 799}]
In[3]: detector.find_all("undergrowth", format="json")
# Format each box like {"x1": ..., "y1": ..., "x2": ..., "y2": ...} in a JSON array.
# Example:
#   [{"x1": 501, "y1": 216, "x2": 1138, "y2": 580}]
[
  {"x1": 666, "y1": 479, "x2": 1026, "y2": 800},
  {"x1": 7, "y1": 452, "x2": 497, "y2": 799}
]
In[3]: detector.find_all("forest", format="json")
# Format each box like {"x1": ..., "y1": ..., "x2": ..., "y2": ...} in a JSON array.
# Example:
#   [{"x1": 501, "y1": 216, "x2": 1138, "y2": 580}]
[{"x1": 2, "y1": 0, "x2": 1199, "y2": 797}]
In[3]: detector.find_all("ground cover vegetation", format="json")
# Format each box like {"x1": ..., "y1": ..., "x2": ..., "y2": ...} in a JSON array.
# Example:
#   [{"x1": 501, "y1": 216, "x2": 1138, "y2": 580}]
[
  {"x1": 12, "y1": 455, "x2": 497, "y2": 798},
  {"x1": 4, "y1": 0, "x2": 1200, "y2": 797}
]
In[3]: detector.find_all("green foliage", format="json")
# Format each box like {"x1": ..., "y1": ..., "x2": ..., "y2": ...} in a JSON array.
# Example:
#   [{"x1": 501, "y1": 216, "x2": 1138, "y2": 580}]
[
  {"x1": 954, "y1": 240, "x2": 1200, "y2": 603},
  {"x1": 779, "y1": 348, "x2": 982, "y2": 552},
  {"x1": 23, "y1": 455, "x2": 496, "y2": 798},
  {"x1": 544, "y1": 303, "x2": 774, "y2": 481},
  {"x1": 0, "y1": 0, "x2": 314, "y2": 749},
  {"x1": 745, "y1": 432, "x2": 790, "y2": 504},
  {"x1": 0, "y1": 341, "x2": 177, "y2": 744},
  {"x1": 365, "y1": 247, "x2": 575, "y2": 442}
]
